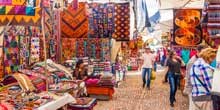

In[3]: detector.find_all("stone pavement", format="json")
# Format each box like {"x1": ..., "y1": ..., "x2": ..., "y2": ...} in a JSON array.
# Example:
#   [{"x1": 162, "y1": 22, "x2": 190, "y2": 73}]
[{"x1": 94, "y1": 70, "x2": 189, "y2": 110}]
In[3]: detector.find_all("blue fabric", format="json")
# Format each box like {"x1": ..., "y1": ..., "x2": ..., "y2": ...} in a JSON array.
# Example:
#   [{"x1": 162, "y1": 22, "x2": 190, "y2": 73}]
[
  {"x1": 142, "y1": 68, "x2": 152, "y2": 88},
  {"x1": 181, "y1": 49, "x2": 190, "y2": 64},
  {"x1": 190, "y1": 58, "x2": 213, "y2": 96},
  {"x1": 168, "y1": 72, "x2": 179, "y2": 104},
  {"x1": 136, "y1": 0, "x2": 151, "y2": 32},
  {"x1": 210, "y1": 59, "x2": 216, "y2": 68}
]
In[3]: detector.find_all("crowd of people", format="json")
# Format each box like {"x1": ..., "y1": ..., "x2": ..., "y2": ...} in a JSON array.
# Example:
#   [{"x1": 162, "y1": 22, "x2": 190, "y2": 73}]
[{"x1": 139, "y1": 45, "x2": 219, "y2": 109}]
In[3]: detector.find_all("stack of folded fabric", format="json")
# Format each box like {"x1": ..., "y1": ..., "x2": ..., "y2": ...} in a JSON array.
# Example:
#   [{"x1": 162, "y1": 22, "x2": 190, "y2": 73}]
[
  {"x1": 98, "y1": 75, "x2": 115, "y2": 87},
  {"x1": 103, "y1": 61, "x2": 111, "y2": 73},
  {"x1": 85, "y1": 78, "x2": 100, "y2": 87},
  {"x1": 30, "y1": 76, "x2": 46, "y2": 91}
]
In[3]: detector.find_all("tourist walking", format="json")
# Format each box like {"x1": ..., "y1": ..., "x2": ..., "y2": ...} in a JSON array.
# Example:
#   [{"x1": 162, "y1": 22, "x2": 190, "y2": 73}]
[
  {"x1": 165, "y1": 50, "x2": 185, "y2": 107},
  {"x1": 141, "y1": 47, "x2": 155, "y2": 90}
]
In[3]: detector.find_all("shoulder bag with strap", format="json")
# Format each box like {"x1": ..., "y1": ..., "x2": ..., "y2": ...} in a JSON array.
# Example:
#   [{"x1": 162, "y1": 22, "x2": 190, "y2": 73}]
[{"x1": 192, "y1": 66, "x2": 210, "y2": 93}]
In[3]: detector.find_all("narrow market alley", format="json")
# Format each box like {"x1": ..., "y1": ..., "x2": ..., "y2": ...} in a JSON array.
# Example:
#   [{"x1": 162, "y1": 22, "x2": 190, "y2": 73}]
[{"x1": 95, "y1": 68, "x2": 189, "y2": 110}]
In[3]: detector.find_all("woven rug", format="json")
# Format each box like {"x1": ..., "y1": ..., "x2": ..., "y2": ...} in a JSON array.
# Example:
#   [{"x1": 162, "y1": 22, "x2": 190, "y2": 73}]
[
  {"x1": 94, "y1": 72, "x2": 188, "y2": 110},
  {"x1": 61, "y1": 2, "x2": 88, "y2": 38},
  {"x1": 113, "y1": 3, "x2": 130, "y2": 41},
  {"x1": 88, "y1": 3, "x2": 115, "y2": 38}
]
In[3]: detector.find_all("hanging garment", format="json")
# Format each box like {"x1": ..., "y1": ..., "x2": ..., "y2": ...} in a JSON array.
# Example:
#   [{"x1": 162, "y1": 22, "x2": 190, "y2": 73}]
[
  {"x1": 136, "y1": 0, "x2": 151, "y2": 32},
  {"x1": 0, "y1": 28, "x2": 3, "y2": 78},
  {"x1": 181, "y1": 49, "x2": 190, "y2": 64},
  {"x1": 3, "y1": 35, "x2": 20, "y2": 76},
  {"x1": 113, "y1": 3, "x2": 130, "y2": 41},
  {"x1": 88, "y1": 3, "x2": 115, "y2": 38},
  {"x1": 61, "y1": 2, "x2": 88, "y2": 38}
]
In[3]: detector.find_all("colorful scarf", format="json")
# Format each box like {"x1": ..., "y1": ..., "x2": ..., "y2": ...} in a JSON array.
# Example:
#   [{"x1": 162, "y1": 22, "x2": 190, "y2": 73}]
[
  {"x1": 3, "y1": 35, "x2": 19, "y2": 76},
  {"x1": 88, "y1": 3, "x2": 115, "y2": 38},
  {"x1": 61, "y1": 2, "x2": 88, "y2": 38},
  {"x1": 113, "y1": 3, "x2": 130, "y2": 41}
]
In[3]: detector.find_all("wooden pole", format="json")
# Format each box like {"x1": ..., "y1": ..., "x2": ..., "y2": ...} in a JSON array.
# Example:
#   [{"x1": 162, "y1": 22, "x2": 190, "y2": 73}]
[{"x1": 41, "y1": 5, "x2": 48, "y2": 91}]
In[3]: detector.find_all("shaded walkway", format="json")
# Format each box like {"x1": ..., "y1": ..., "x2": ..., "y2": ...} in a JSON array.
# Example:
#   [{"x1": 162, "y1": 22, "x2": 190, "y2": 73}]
[{"x1": 94, "y1": 71, "x2": 188, "y2": 110}]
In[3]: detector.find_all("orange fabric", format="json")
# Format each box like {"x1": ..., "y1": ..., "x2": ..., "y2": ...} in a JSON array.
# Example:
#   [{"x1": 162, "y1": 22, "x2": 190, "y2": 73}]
[
  {"x1": 87, "y1": 87, "x2": 114, "y2": 99},
  {"x1": 61, "y1": 3, "x2": 88, "y2": 38}
]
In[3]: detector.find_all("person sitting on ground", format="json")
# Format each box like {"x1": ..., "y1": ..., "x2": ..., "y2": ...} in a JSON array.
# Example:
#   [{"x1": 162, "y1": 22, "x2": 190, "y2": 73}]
[{"x1": 73, "y1": 59, "x2": 88, "y2": 81}]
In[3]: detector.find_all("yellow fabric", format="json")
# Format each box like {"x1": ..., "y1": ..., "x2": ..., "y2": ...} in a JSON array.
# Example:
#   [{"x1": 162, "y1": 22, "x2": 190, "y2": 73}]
[{"x1": 13, "y1": 73, "x2": 36, "y2": 91}]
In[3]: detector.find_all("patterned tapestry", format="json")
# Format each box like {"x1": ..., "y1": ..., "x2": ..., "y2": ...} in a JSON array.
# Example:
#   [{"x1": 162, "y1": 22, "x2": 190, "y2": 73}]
[
  {"x1": 61, "y1": 38, "x2": 76, "y2": 62},
  {"x1": 3, "y1": 35, "x2": 19, "y2": 75},
  {"x1": 30, "y1": 35, "x2": 40, "y2": 65},
  {"x1": 0, "y1": 0, "x2": 42, "y2": 26},
  {"x1": 173, "y1": 9, "x2": 202, "y2": 46},
  {"x1": 87, "y1": 38, "x2": 100, "y2": 59},
  {"x1": 113, "y1": 3, "x2": 130, "y2": 41},
  {"x1": 76, "y1": 38, "x2": 87, "y2": 57},
  {"x1": 61, "y1": 2, "x2": 88, "y2": 38},
  {"x1": 19, "y1": 35, "x2": 30, "y2": 69},
  {"x1": 88, "y1": 3, "x2": 115, "y2": 38},
  {"x1": 101, "y1": 38, "x2": 110, "y2": 61}
]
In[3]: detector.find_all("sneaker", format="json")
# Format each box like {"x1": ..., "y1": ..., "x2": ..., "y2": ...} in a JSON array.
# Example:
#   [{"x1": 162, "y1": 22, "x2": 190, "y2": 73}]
[{"x1": 170, "y1": 103, "x2": 174, "y2": 107}]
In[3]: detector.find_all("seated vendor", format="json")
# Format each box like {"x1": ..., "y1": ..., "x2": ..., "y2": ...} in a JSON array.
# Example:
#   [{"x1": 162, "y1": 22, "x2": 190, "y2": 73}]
[{"x1": 73, "y1": 60, "x2": 88, "y2": 81}]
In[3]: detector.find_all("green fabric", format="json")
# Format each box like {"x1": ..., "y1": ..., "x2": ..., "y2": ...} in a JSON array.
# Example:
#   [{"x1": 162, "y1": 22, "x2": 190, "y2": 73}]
[{"x1": 181, "y1": 49, "x2": 190, "y2": 64}]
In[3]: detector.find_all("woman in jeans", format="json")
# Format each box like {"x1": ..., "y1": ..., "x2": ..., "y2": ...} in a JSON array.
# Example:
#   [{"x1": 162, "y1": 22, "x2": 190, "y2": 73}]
[{"x1": 165, "y1": 50, "x2": 185, "y2": 107}]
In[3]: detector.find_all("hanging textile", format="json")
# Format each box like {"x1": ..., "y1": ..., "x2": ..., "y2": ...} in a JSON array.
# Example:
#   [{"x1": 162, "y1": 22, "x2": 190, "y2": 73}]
[
  {"x1": 61, "y1": 38, "x2": 76, "y2": 62},
  {"x1": 61, "y1": 2, "x2": 88, "y2": 38},
  {"x1": 87, "y1": 38, "x2": 99, "y2": 59},
  {"x1": 101, "y1": 38, "x2": 110, "y2": 61},
  {"x1": 0, "y1": 0, "x2": 42, "y2": 26},
  {"x1": 113, "y1": 3, "x2": 130, "y2": 41},
  {"x1": 76, "y1": 38, "x2": 87, "y2": 57},
  {"x1": 30, "y1": 35, "x2": 40, "y2": 65},
  {"x1": 3, "y1": 35, "x2": 20, "y2": 76},
  {"x1": 19, "y1": 36, "x2": 30, "y2": 69},
  {"x1": 173, "y1": 9, "x2": 202, "y2": 46},
  {"x1": 88, "y1": 3, "x2": 115, "y2": 38}
]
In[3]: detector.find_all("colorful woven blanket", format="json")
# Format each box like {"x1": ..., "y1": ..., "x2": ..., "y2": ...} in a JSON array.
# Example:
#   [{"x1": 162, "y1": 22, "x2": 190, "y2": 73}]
[
  {"x1": 61, "y1": 2, "x2": 88, "y2": 38},
  {"x1": 113, "y1": 3, "x2": 130, "y2": 41},
  {"x1": 88, "y1": 3, "x2": 115, "y2": 38}
]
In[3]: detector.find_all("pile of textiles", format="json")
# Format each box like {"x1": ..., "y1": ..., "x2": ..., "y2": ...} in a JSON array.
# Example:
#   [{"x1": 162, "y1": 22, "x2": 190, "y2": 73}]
[
  {"x1": 68, "y1": 98, "x2": 97, "y2": 110},
  {"x1": 99, "y1": 75, "x2": 115, "y2": 87},
  {"x1": 103, "y1": 62, "x2": 111, "y2": 73}
]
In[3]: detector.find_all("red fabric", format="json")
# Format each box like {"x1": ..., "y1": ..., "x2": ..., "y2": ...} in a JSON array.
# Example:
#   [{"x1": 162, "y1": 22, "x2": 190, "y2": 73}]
[
  {"x1": 0, "y1": 104, "x2": 8, "y2": 110},
  {"x1": 190, "y1": 50, "x2": 197, "y2": 58}
]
